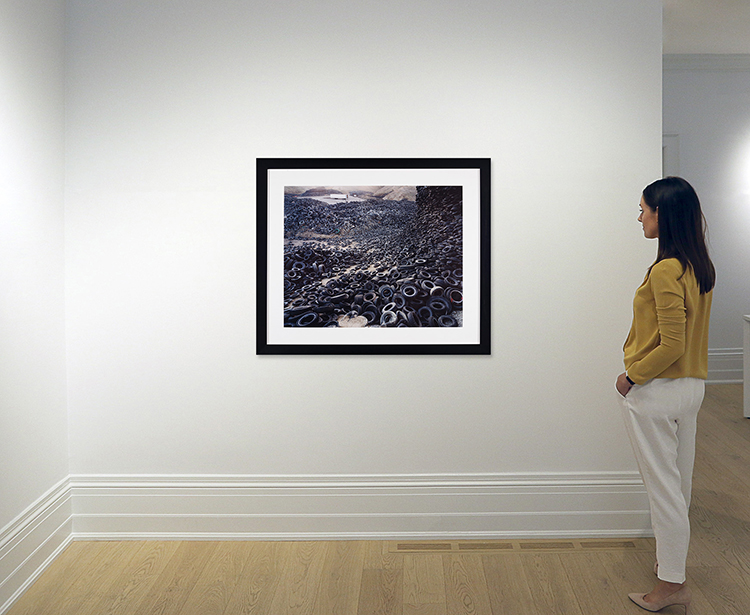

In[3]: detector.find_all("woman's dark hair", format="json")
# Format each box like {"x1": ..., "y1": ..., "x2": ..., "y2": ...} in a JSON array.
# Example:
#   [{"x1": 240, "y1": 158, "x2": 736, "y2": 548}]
[{"x1": 642, "y1": 176, "x2": 715, "y2": 294}]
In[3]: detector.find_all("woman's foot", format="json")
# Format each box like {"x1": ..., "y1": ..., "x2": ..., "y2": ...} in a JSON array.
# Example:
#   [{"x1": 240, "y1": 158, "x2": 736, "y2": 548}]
[{"x1": 628, "y1": 581, "x2": 691, "y2": 613}]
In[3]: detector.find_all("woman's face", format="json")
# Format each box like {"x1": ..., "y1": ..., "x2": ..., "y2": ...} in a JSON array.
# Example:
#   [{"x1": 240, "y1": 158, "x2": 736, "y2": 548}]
[{"x1": 638, "y1": 196, "x2": 659, "y2": 239}]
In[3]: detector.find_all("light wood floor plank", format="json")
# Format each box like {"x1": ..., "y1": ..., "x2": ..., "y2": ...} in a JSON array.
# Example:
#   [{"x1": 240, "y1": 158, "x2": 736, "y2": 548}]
[
  {"x1": 363, "y1": 541, "x2": 402, "y2": 571},
  {"x1": 683, "y1": 570, "x2": 722, "y2": 615},
  {"x1": 403, "y1": 553, "x2": 446, "y2": 615},
  {"x1": 687, "y1": 564, "x2": 750, "y2": 615},
  {"x1": 521, "y1": 554, "x2": 584, "y2": 615},
  {"x1": 561, "y1": 551, "x2": 633, "y2": 613},
  {"x1": 266, "y1": 541, "x2": 327, "y2": 615},
  {"x1": 692, "y1": 458, "x2": 750, "y2": 580},
  {"x1": 595, "y1": 551, "x2": 655, "y2": 598},
  {"x1": 482, "y1": 552, "x2": 536, "y2": 615},
  {"x1": 697, "y1": 505, "x2": 750, "y2": 576},
  {"x1": 358, "y1": 542, "x2": 403, "y2": 615},
  {"x1": 54, "y1": 541, "x2": 154, "y2": 615},
  {"x1": 686, "y1": 503, "x2": 726, "y2": 569},
  {"x1": 70, "y1": 541, "x2": 179, "y2": 615},
  {"x1": 176, "y1": 541, "x2": 252, "y2": 615},
  {"x1": 693, "y1": 443, "x2": 750, "y2": 501},
  {"x1": 403, "y1": 605, "x2": 446, "y2": 615},
  {"x1": 696, "y1": 414, "x2": 750, "y2": 485},
  {"x1": 133, "y1": 541, "x2": 217, "y2": 615},
  {"x1": 442, "y1": 553, "x2": 493, "y2": 615},
  {"x1": 357, "y1": 567, "x2": 403, "y2": 615},
  {"x1": 312, "y1": 541, "x2": 366, "y2": 615},
  {"x1": 222, "y1": 541, "x2": 283, "y2": 615}
]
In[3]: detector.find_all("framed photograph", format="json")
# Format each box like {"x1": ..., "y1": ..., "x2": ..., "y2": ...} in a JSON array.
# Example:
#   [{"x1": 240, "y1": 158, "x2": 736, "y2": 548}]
[{"x1": 256, "y1": 158, "x2": 490, "y2": 354}]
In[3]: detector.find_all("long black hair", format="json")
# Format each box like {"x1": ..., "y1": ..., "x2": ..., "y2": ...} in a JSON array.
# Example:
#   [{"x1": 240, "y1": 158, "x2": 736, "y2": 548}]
[{"x1": 642, "y1": 176, "x2": 715, "y2": 294}]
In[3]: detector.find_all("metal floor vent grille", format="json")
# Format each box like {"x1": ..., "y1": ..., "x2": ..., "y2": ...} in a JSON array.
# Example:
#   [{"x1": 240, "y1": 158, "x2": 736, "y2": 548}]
[{"x1": 390, "y1": 538, "x2": 653, "y2": 554}]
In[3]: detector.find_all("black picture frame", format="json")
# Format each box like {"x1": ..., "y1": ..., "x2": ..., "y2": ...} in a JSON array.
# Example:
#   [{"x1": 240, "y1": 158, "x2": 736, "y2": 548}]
[{"x1": 256, "y1": 158, "x2": 490, "y2": 354}]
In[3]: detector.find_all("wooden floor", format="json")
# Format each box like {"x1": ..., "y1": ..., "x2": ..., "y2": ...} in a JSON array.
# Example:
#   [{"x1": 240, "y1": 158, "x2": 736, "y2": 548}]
[{"x1": 7, "y1": 384, "x2": 749, "y2": 615}]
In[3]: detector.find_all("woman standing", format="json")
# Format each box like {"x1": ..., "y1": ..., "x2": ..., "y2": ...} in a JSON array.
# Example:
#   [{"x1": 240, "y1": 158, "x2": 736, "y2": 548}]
[{"x1": 616, "y1": 177, "x2": 715, "y2": 613}]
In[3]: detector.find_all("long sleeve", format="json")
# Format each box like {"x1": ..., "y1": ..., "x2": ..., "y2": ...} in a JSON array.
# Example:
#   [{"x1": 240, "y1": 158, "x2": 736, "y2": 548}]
[
  {"x1": 626, "y1": 261, "x2": 686, "y2": 383},
  {"x1": 623, "y1": 258, "x2": 711, "y2": 384}
]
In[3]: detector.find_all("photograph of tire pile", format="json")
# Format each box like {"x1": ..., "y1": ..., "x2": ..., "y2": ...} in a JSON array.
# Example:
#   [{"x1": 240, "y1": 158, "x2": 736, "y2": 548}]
[{"x1": 284, "y1": 185, "x2": 463, "y2": 328}]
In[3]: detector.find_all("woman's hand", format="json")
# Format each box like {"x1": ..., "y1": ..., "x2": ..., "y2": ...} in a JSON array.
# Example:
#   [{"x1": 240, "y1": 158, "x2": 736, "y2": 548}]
[{"x1": 616, "y1": 372, "x2": 633, "y2": 397}]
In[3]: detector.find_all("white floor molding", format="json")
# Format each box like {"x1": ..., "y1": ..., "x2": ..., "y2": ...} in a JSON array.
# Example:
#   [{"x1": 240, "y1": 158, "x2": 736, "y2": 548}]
[
  {"x1": 708, "y1": 348, "x2": 743, "y2": 383},
  {"x1": 0, "y1": 479, "x2": 72, "y2": 614},
  {"x1": 69, "y1": 472, "x2": 651, "y2": 540}
]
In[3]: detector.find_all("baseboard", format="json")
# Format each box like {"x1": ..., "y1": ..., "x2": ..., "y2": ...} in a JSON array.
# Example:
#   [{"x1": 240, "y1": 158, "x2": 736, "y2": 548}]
[
  {"x1": 70, "y1": 473, "x2": 651, "y2": 540},
  {"x1": 664, "y1": 54, "x2": 750, "y2": 71},
  {"x1": 708, "y1": 348, "x2": 743, "y2": 384},
  {"x1": 0, "y1": 479, "x2": 73, "y2": 614}
]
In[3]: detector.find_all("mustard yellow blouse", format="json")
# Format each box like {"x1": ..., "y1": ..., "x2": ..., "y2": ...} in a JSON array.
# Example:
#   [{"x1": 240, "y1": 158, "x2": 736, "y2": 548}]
[{"x1": 623, "y1": 258, "x2": 712, "y2": 384}]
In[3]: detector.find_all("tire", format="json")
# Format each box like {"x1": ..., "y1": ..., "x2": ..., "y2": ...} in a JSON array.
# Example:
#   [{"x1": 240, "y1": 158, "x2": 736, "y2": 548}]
[
  {"x1": 418, "y1": 306, "x2": 435, "y2": 327},
  {"x1": 407, "y1": 310, "x2": 420, "y2": 327},
  {"x1": 401, "y1": 284, "x2": 418, "y2": 299},
  {"x1": 379, "y1": 285, "x2": 395, "y2": 301},
  {"x1": 447, "y1": 288, "x2": 463, "y2": 307},
  {"x1": 380, "y1": 310, "x2": 398, "y2": 327},
  {"x1": 438, "y1": 314, "x2": 457, "y2": 327},
  {"x1": 428, "y1": 295, "x2": 451, "y2": 316},
  {"x1": 328, "y1": 293, "x2": 349, "y2": 304},
  {"x1": 296, "y1": 312, "x2": 319, "y2": 327},
  {"x1": 284, "y1": 305, "x2": 310, "y2": 318}
]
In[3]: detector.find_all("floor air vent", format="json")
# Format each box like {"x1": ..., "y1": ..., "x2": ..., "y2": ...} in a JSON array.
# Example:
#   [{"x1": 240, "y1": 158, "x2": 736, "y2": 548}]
[{"x1": 391, "y1": 538, "x2": 650, "y2": 554}]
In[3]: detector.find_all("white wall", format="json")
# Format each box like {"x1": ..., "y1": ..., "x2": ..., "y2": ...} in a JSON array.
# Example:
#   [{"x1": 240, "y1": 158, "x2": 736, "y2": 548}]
[
  {"x1": 0, "y1": 0, "x2": 68, "y2": 532},
  {"x1": 63, "y1": 0, "x2": 662, "y2": 536},
  {"x1": 0, "y1": 0, "x2": 70, "y2": 608},
  {"x1": 664, "y1": 55, "x2": 750, "y2": 382}
]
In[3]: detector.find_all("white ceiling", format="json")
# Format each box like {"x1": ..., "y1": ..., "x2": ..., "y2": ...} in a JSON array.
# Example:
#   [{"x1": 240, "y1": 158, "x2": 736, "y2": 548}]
[{"x1": 664, "y1": 0, "x2": 750, "y2": 54}]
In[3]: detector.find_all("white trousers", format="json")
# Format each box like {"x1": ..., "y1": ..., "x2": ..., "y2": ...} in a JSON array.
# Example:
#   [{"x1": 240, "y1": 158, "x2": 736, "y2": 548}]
[{"x1": 620, "y1": 377, "x2": 705, "y2": 584}]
